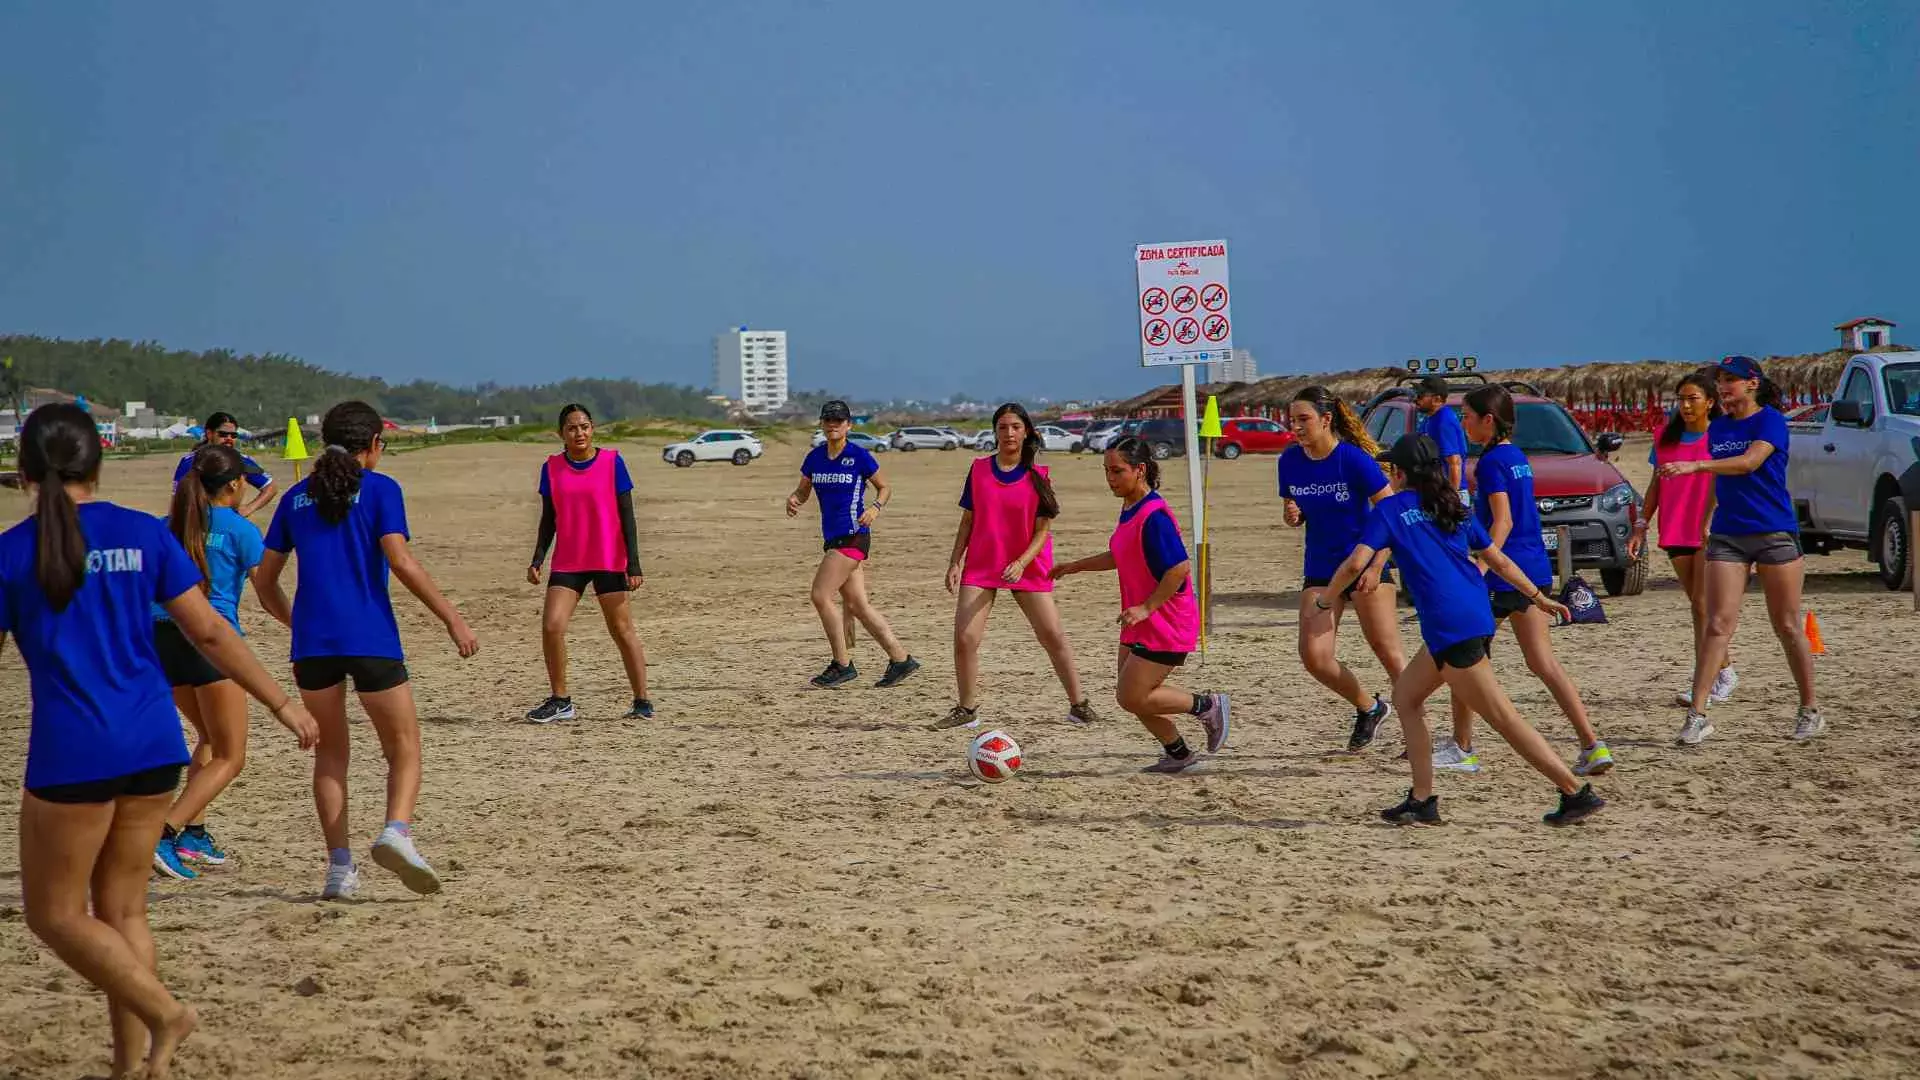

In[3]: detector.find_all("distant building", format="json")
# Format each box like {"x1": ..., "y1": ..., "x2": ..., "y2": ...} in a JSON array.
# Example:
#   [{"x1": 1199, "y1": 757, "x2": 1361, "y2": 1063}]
[
  {"x1": 1208, "y1": 348, "x2": 1258, "y2": 384},
  {"x1": 714, "y1": 327, "x2": 790, "y2": 413},
  {"x1": 1837, "y1": 317, "x2": 1895, "y2": 351}
]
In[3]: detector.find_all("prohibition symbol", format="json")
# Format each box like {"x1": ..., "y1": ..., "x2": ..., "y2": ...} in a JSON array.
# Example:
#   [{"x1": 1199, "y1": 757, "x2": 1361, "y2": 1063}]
[
  {"x1": 1171, "y1": 285, "x2": 1199, "y2": 313},
  {"x1": 1140, "y1": 288, "x2": 1170, "y2": 315},
  {"x1": 1172, "y1": 317, "x2": 1200, "y2": 345},
  {"x1": 1143, "y1": 319, "x2": 1172, "y2": 346},
  {"x1": 1200, "y1": 283, "x2": 1228, "y2": 312},
  {"x1": 1202, "y1": 314, "x2": 1230, "y2": 342}
]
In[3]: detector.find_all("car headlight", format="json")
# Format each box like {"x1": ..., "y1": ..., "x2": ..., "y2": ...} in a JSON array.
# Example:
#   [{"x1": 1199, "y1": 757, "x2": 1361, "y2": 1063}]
[{"x1": 1597, "y1": 482, "x2": 1637, "y2": 514}]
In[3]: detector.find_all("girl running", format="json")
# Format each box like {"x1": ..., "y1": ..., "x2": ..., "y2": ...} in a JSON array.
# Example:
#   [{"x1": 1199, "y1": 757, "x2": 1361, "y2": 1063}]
[
  {"x1": 3, "y1": 404, "x2": 316, "y2": 1080},
  {"x1": 149, "y1": 445, "x2": 270, "y2": 882},
  {"x1": 1658, "y1": 355, "x2": 1820, "y2": 745},
  {"x1": 1439, "y1": 385, "x2": 1613, "y2": 777},
  {"x1": 1309, "y1": 433, "x2": 1603, "y2": 825},
  {"x1": 1631, "y1": 370, "x2": 1736, "y2": 706},
  {"x1": 786, "y1": 400, "x2": 920, "y2": 689},
  {"x1": 935, "y1": 402, "x2": 1099, "y2": 729},
  {"x1": 1277, "y1": 386, "x2": 1404, "y2": 751},
  {"x1": 524, "y1": 403, "x2": 651, "y2": 723},
  {"x1": 256, "y1": 401, "x2": 480, "y2": 900},
  {"x1": 171, "y1": 411, "x2": 277, "y2": 517},
  {"x1": 1052, "y1": 437, "x2": 1229, "y2": 773}
]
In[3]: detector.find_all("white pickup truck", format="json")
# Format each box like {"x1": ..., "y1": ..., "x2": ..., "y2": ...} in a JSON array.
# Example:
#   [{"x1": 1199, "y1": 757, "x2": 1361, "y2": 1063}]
[{"x1": 1787, "y1": 350, "x2": 1920, "y2": 590}]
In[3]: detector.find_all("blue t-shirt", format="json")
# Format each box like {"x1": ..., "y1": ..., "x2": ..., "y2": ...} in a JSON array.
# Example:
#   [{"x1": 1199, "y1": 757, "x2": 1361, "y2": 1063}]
[
  {"x1": 536, "y1": 449, "x2": 635, "y2": 497},
  {"x1": 263, "y1": 471, "x2": 411, "y2": 661},
  {"x1": 1417, "y1": 406, "x2": 1470, "y2": 474},
  {"x1": 1708, "y1": 407, "x2": 1796, "y2": 536},
  {"x1": 173, "y1": 451, "x2": 273, "y2": 491},
  {"x1": 150, "y1": 507, "x2": 266, "y2": 632},
  {"x1": 0, "y1": 502, "x2": 200, "y2": 789},
  {"x1": 1647, "y1": 429, "x2": 1708, "y2": 465},
  {"x1": 1277, "y1": 441, "x2": 1390, "y2": 581},
  {"x1": 1118, "y1": 493, "x2": 1190, "y2": 589},
  {"x1": 803, "y1": 442, "x2": 880, "y2": 541},
  {"x1": 1356, "y1": 491, "x2": 1496, "y2": 654},
  {"x1": 1474, "y1": 443, "x2": 1553, "y2": 592},
  {"x1": 957, "y1": 459, "x2": 1028, "y2": 510}
]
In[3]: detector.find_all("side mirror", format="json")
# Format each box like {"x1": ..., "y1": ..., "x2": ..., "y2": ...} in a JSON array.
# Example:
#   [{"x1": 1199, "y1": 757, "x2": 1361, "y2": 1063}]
[
  {"x1": 1831, "y1": 400, "x2": 1868, "y2": 426},
  {"x1": 1596, "y1": 432, "x2": 1625, "y2": 454}
]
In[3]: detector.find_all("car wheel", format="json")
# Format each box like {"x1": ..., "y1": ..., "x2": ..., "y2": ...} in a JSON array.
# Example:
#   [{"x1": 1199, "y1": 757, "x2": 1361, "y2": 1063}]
[
  {"x1": 1150, "y1": 441, "x2": 1173, "y2": 461},
  {"x1": 1218, "y1": 442, "x2": 1242, "y2": 460},
  {"x1": 899, "y1": 441, "x2": 916, "y2": 451},
  {"x1": 1601, "y1": 555, "x2": 1648, "y2": 597},
  {"x1": 1875, "y1": 494, "x2": 1912, "y2": 591},
  {"x1": 674, "y1": 451, "x2": 694, "y2": 468},
  {"x1": 941, "y1": 440, "x2": 957, "y2": 450},
  {"x1": 732, "y1": 449, "x2": 752, "y2": 466}
]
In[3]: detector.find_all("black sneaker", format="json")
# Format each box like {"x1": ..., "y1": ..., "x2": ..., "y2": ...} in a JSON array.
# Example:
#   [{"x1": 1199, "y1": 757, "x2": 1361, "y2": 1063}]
[
  {"x1": 525, "y1": 696, "x2": 575, "y2": 724},
  {"x1": 1348, "y1": 695, "x2": 1391, "y2": 752},
  {"x1": 621, "y1": 698, "x2": 655, "y2": 720},
  {"x1": 810, "y1": 662, "x2": 859, "y2": 689},
  {"x1": 1543, "y1": 783, "x2": 1605, "y2": 827},
  {"x1": 875, "y1": 656, "x2": 922, "y2": 688},
  {"x1": 1379, "y1": 789, "x2": 1442, "y2": 826}
]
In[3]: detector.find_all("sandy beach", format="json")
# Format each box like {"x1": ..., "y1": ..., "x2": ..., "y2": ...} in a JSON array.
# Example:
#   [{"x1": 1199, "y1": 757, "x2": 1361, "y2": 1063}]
[{"x1": 2, "y1": 434, "x2": 1918, "y2": 1079}]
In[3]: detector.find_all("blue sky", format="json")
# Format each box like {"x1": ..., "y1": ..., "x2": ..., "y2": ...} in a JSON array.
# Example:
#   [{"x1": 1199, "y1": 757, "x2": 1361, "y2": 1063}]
[{"x1": 2, "y1": 1, "x2": 1914, "y2": 401}]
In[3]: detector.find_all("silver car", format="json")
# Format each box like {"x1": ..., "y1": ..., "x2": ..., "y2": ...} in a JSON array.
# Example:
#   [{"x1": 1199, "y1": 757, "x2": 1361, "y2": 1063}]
[{"x1": 889, "y1": 426, "x2": 961, "y2": 451}]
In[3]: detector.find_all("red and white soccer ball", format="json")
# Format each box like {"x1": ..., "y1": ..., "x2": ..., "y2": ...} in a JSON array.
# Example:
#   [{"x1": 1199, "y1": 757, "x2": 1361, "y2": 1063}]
[{"x1": 967, "y1": 729, "x2": 1023, "y2": 783}]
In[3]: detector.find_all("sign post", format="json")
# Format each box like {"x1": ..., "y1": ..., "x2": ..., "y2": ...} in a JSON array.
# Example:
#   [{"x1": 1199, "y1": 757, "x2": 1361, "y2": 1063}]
[{"x1": 1138, "y1": 240, "x2": 1232, "y2": 659}]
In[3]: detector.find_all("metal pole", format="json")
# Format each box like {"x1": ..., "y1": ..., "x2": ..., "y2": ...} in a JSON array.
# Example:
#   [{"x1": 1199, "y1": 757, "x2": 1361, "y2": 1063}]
[
  {"x1": 1180, "y1": 367, "x2": 1206, "y2": 649},
  {"x1": 1556, "y1": 524, "x2": 1573, "y2": 590}
]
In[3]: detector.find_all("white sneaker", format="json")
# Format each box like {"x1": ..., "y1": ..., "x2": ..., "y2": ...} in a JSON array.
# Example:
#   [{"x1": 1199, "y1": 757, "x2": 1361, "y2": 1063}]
[
  {"x1": 1675, "y1": 711, "x2": 1714, "y2": 746},
  {"x1": 323, "y1": 863, "x2": 359, "y2": 901},
  {"x1": 371, "y1": 828, "x2": 442, "y2": 895},
  {"x1": 1674, "y1": 667, "x2": 1737, "y2": 707},
  {"x1": 1431, "y1": 738, "x2": 1482, "y2": 773},
  {"x1": 1790, "y1": 707, "x2": 1826, "y2": 742}
]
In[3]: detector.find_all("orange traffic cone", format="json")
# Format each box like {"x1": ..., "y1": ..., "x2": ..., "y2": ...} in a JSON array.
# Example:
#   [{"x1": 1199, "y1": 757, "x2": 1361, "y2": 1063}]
[{"x1": 1804, "y1": 610, "x2": 1826, "y2": 655}]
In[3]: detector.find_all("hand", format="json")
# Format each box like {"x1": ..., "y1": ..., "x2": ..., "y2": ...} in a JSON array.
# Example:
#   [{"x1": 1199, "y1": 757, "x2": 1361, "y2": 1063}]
[
  {"x1": 1658, "y1": 460, "x2": 1698, "y2": 478},
  {"x1": 1534, "y1": 593, "x2": 1572, "y2": 623},
  {"x1": 1050, "y1": 561, "x2": 1076, "y2": 581},
  {"x1": 1118, "y1": 604, "x2": 1151, "y2": 628},
  {"x1": 1000, "y1": 558, "x2": 1029, "y2": 584},
  {"x1": 626, "y1": 573, "x2": 644, "y2": 591},
  {"x1": 527, "y1": 565, "x2": 542, "y2": 586},
  {"x1": 272, "y1": 700, "x2": 320, "y2": 750},
  {"x1": 857, "y1": 506, "x2": 879, "y2": 528},
  {"x1": 1356, "y1": 564, "x2": 1384, "y2": 595},
  {"x1": 785, "y1": 493, "x2": 803, "y2": 518},
  {"x1": 447, "y1": 616, "x2": 480, "y2": 658},
  {"x1": 1626, "y1": 522, "x2": 1647, "y2": 560},
  {"x1": 1283, "y1": 502, "x2": 1302, "y2": 528},
  {"x1": 945, "y1": 563, "x2": 962, "y2": 594}
]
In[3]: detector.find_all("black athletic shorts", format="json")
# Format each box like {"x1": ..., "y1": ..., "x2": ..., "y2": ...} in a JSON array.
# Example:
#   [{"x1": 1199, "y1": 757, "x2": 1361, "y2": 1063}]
[
  {"x1": 29, "y1": 763, "x2": 183, "y2": 805},
  {"x1": 1303, "y1": 568, "x2": 1396, "y2": 600},
  {"x1": 293, "y1": 656, "x2": 410, "y2": 693},
  {"x1": 153, "y1": 620, "x2": 224, "y2": 688},
  {"x1": 1433, "y1": 635, "x2": 1493, "y2": 670},
  {"x1": 1126, "y1": 642, "x2": 1189, "y2": 667},
  {"x1": 824, "y1": 532, "x2": 872, "y2": 558},
  {"x1": 549, "y1": 570, "x2": 629, "y2": 595},
  {"x1": 1661, "y1": 545, "x2": 1701, "y2": 559},
  {"x1": 1706, "y1": 532, "x2": 1802, "y2": 566},
  {"x1": 1490, "y1": 589, "x2": 1533, "y2": 620}
]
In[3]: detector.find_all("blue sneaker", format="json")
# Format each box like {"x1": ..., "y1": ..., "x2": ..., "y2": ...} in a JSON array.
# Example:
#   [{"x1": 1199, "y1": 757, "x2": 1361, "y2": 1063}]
[
  {"x1": 175, "y1": 829, "x2": 228, "y2": 866},
  {"x1": 152, "y1": 839, "x2": 198, "y2": 881}
]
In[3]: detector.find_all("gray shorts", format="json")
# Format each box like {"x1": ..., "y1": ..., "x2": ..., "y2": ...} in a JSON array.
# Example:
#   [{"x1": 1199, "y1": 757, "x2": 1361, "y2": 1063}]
[{"x1": 1705, "y1": 532, "x2": 1802, "y2": 566}]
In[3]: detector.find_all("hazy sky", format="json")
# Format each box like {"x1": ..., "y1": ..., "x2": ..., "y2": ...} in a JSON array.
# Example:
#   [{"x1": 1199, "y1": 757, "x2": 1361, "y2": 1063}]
[{"x1": 3, "y1": 1, "x2": 1915, "y2": 400}]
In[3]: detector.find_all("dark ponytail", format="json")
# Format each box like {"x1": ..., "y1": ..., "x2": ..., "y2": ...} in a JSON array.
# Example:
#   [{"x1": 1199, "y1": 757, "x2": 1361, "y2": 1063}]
[
  {"x1": 1292, "y1": 386, "x2": 1379, "y2": 454},
  {"x1": 991, "y1": 402, "x2": 1061, "y2": 519},
  {"x1": 312, "y1": 401, "x2": 384, "y2": 524},
  {"x1": 1109, "y1": 436, "x2": 1162, "y2": 491},
  {"x1": 168, "y1": 444, "x2": 247, "y2": 591},
  {"x1": 1463, "y1": 384, "x2": 1516, "y2": 445},
  {"x1": 1402, "y1": 456, "x2": 1469, "y2": 533},
  {"x1": 1659, "y1": 369, "x2": 1720, "y2": 447},
  {"x1": 1756, "y1": 376, "x2": 1785, "y2": 411},
  {"x1": 19, "y1": 404, "x2": 102, "y2": 611}
]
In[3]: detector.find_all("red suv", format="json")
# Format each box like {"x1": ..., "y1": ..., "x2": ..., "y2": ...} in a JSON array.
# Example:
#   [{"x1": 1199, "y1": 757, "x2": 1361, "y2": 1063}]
[
  {"x1": 1213, "y1": 416, "x2": 1296, "y2": 459},
  {"x1": 1359, "y1": 375, "x2": 1648, "y2": 596}
]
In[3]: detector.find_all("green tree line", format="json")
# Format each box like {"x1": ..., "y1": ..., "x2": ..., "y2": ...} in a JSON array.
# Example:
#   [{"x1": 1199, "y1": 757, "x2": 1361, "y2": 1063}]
[{"x1": 0, "y1": 336, "x2": 725, "y2": 427}]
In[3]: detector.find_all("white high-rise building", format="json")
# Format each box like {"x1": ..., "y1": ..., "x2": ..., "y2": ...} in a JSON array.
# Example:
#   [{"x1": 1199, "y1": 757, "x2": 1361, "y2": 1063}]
[
  {"x1": 713, "y1": 327, "x2": 789, "y2": 412},
  {"x1": 1209, "y1": 348, "x2": 1258, "y2": 384}
]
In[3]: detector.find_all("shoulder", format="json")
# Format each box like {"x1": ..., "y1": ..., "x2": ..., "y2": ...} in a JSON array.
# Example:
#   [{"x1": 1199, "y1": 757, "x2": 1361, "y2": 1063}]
[
  {"x1": 362, "y1": 471, "x2": 404, "y2": 500},
  {"x1": 801, "y1": 445, "x2": 826, "y2": 468}
]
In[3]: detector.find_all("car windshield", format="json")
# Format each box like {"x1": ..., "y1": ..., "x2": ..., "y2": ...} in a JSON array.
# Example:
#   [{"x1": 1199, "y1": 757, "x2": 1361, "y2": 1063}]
[
  {"x1": 1463, "y1": 402, "x2": 1592, "y2": 456},
  {"x1": 1884, "y1": 363, "x2": 1920, "y2": 417}
]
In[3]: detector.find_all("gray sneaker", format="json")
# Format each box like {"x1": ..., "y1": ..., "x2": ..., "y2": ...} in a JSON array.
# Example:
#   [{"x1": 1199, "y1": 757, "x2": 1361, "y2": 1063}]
[
  {"x1": 1141, "y1": 752, "x2": 1204, "y2": 775},
  {"x1": 1790, "y1": 707, "x2": 1826, "y2": 742},
  {"x1": 1573, "y1": 740, "x2": 1616, "y2": 777},
  {"x1": 1199, "y1": 693, "x2": 1231, "y2": 753},
  {"x1": 931, "y1": 705, "x2": 980, "y2": 730},
  {"x1": 1066, "y1": 699, "x2": 1102, "y2": 725},
  {"x1": 322, "y1": 863, "x2": 359, "y2": 901},
  {"x1": 1675, "y1": 711, "x2": 1714, "y2": 747},
  {"x1": 371, "y1": 829, "x2": 442, "y2": 896}
]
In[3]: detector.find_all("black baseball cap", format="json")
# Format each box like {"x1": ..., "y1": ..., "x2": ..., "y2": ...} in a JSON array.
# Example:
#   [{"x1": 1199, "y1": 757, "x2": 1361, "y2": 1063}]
[
  {"x1": 819, "y1": 400, "x2": 851, "y2": 422},
  {"x1": 1376, "y1": 432, "x2": 1441, "y2": 471},
  {"x1": 1415, "y1": 375, "x2": 1450, "y2": 398}
]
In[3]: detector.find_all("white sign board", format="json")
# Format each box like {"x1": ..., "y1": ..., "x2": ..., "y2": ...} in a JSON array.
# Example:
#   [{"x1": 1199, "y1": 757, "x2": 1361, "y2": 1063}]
[{"x1": 1137, "y1": 240, "x2": 1232, "y2": 368}]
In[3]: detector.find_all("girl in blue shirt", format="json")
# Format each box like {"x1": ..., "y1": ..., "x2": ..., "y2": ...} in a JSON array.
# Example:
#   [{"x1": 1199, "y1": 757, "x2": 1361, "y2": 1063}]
[
  {"x1": 150, "y1": 444, "x2": 271, "y2": 882},
  {"x1": 2, "y1": 404, "x2": 316, "y2": 1080},
  {"x1": 1310, "y1": 433, "x2": 1603, "y2": 827},
  {"x1": 170, "y1": 410, "x2": 277, "y2": 518},
  {"x1": 1657, "y1": 355, "x2": 1820, "y2": 745},
  {"x1": 1441, "y1": 385, "x2": 1613, "y2": 778},
  {"x1": 1276, "y1": 386, "x2": 1404, "y2": 752},
  {"x1": 257, "y1": 401, "x2": 480, "y2": 901}
]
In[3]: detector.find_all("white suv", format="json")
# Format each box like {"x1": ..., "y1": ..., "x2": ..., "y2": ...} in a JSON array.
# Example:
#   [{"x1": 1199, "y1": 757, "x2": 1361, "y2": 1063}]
[
  {"x1": 662, "y1": 429, "x2": 765, "y2": 467},
  {"x1": 889, "y1": 426, "x2": 962, "y2": 451}
]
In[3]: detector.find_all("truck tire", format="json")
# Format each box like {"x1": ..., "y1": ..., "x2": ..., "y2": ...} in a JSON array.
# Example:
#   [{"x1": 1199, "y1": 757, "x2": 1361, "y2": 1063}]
[
  {"x1": 1601, "y1": 554, "x2": 1649, "y2": 597},
  {"x1": 1875, "y1": 494, "x2": 1912, "y2": 591}
]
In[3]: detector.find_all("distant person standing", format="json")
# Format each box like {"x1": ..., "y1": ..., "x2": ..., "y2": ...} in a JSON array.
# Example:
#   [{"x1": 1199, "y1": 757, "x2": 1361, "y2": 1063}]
[
  {"x1": 172, "y1": 412, "x2": 277, "y2": 517},
  {"x1": 1412, "y1": 377, "x2": 1469, "y2": 502}
]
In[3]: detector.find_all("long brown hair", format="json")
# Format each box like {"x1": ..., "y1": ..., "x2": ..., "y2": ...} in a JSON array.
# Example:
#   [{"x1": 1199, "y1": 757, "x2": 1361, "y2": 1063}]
[
  {"x1": 1463, "y1": 384, "x2": 1516, "y2": 445},
  {"x1": 18, "y1": 404, "x2": 101, "y2": 610},
  {"x1": 1291, "y1": 385, "x2": 1378, "y2": 454},
  {"x1": 168, "y1": 444, "x2": 247, "y2": 592}
]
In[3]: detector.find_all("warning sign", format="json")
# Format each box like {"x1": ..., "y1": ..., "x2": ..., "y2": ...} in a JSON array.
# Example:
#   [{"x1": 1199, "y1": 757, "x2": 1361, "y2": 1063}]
[{"x1": 1136, "y1": 240, "x2": 1231, "y2": 367}]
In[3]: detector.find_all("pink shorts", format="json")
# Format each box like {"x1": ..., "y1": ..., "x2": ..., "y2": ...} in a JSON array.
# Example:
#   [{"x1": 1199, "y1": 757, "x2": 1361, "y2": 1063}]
[{"x1": 825, "y1": 533, "x2": 870, "y2": 562}]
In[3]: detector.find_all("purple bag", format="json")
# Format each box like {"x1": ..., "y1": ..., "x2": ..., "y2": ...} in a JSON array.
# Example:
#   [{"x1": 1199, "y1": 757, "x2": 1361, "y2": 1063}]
[{"x1": 1558, "y1": 575, "x2": 1607, "y2": 624}]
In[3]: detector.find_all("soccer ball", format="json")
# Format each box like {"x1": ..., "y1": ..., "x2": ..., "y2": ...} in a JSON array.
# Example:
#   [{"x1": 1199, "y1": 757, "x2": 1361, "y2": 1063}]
[{"x1": 967, "y1": 729, "x2": 1023, "y2": 783}]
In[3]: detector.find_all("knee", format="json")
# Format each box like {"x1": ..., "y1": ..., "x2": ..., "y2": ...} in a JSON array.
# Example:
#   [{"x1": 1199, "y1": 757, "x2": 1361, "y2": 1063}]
[
  {"x1": 1115, "y1": 686, "x2": 1152, "y2": 716},
  {"x1": 541, "y1": 612, "x2": 570, "y2": 637},
  {"x1": 1770, "y1": 612, "x2": 1803, "y2": 639},
  {"x1": 1703, "y1": 612, "x2": 1738, "y2": 639},
  {"x1": 24, "y1": 903, "x2": 85, "y2": 942},
  {"x1": 954, "y1": 628, "x2": 984, "y2": 654},
  {"x1": 1298, "y1": 643, "x2": 1339, "y2": 680},
  {"x1": 211, "y1": 743, "x2": 247, "y2": 774},
  {"x1": 1523, "y1": 652, "x2": 1561, "y2": 682},
  {"x1": 810, "y1": 587, "x2": 837, "y2": 612}
]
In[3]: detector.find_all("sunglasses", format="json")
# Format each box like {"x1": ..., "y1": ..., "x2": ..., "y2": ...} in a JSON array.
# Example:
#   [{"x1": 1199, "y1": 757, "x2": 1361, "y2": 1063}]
[{"x1": 213, "y1": 429, "x2": 239, "y2": 439}]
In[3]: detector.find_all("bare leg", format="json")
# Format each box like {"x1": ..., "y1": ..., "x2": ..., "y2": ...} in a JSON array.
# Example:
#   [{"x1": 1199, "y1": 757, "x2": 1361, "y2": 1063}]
[
  {"x1": 810, "y1": 553, "x2": 860, "y2": 665},
  {"x1": 1690, "y1": 560, "x2": 1748, "y2": 713},
  {"x1": 1509, "y1": 606, "x2": 1600, "y2": 746},
  {"x1": 1115, "y1": 648, "x2": 1196, "y2": 745},
  {"x1": 359, "y1": 683, "x2": 424, "y2": 826},
  {"x1": 840, "y1": 563, "x2": 909, "y2": 663},
  {"x1": 164, "y1": 680, "x2": 248, "y2": 831},
  {"x1": 1013, "y1": 590, "x2": 1085, "y2": 706},
  {"x1": 1756, "y1": 558, "x2": 1816, "y2": 709},
  {"x1": 1444, "y1": 661, "x2": 1580, "y2": 793},
  {"x1": 953, "y1": 586, "x2": 995, "y2": 708},
  {"x1": 596, "y1": 590, "x2": 650, "y2": 699},
  {"x1": 541, "y1": 586, "x2": 584, "y2": 698},
  {"x1": 1349, "y1": 582, "x2": 1407, "y2": 682},
  {"x1": 1393, "y1": 648, "x2": 1445, "y2": 799},
  {"x1": 304, "y1": 683, "x2": 354, "y2": 851},
  {"x1": 171, "y1": 688, "x2": 209, "y2": 826},
  {"x1": 1296, "y1": 588, "x2": 1369, "y2": 709}
]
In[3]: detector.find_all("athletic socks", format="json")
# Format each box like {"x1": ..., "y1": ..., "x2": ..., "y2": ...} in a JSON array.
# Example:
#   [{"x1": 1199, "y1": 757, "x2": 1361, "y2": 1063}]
[
  {"x1": 162, "y1": 824, "x2": 179, "y2": 841},
  {"x1": 184, "y1": 824, "x2": 209, "y2": 838},
  {"x1": 328, "y1": 847, "x2": 354, "y2": 867},
  {"x1": 1162, "y1": 736, "x2": 1193, "y2": 760},
  {"x1": 385, "y1": 820, "x2": 411, "y2": 837},
  {"x1": 1189, "y1": 693, "x2": 1213, "y2": 717}
]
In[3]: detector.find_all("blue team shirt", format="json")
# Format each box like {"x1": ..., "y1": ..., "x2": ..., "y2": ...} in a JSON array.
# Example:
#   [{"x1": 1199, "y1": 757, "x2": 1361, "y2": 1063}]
[
  {"x1": 1708, "y1": 408, "x2": 1796, "y2": 536},
  {"x1": 536, "y1": 449, "x2": 635, "y2": 497},
  {"x1": 1277, "y1": 441, "x2": 1389, "y2": 581},
  {"x1": 1417, "y1": 405, "x2": 1470, "y2": 471},
  {"x1": 151, "y1": 507, "x2": 266, "y2": 632},
  {"x1": 0, "y1": 502, "x2": 200, "y2": 789},
  {"x1": 957, "y1": 459, "x2": 1029, "y2": 510},
  {"x1": 1356, "y1": 491, "x2": 1496, "y2": 654},
  {"x1": 803, "y1": 443, "x2": 880, "y2": 541},
  {"x1": 1118, "y1": 493, "x2": 1190, "y2": 590},
  {"x1": 173, "y1": 450, "x2": 273, "y2": 491},
  {"x1": 263, "y1": 471, "x2": 411, "y2": 661},
  {"x1": 1474, "y1": 443, "x2": 1553, "y2": 592}
]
